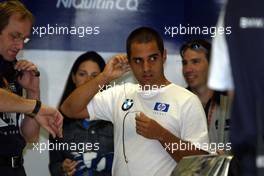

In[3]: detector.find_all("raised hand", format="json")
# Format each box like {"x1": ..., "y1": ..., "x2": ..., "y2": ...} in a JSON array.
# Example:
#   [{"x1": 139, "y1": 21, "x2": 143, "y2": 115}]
[
  {"x1": 15, "y1": 59, "x2": 40, "y2": 93},
  {"x1": 102, "y1": 54, "x2": 130, "y2": 82}
]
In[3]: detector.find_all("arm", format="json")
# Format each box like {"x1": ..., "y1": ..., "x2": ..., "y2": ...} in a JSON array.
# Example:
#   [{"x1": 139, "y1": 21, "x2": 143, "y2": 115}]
[
  {"x1": 0, "y1": 88, "x2": 63, "y2": 138},
  {"x1": 60, "y1": 73, "x2": 109, "y2": 119},
  {"x1": 21, "y1": 100, "x2": 40, "y2": 142},
  {"x1": 15, "y1": 60, "x2": 41, "y2": 142},
  {"x1": 158, "y1": 126, "x2": 208, "y2": 162},
  {"x1": 61, "y1": 54, "x2": 130, "y2": 119},
  {"x1": 135, "y1": 113, "x2": 208, "y2": 163},
  {"x1": 15, "y1": 60, "x2": 63, "y2": 140},
  {"x1": 21, "y1": 78, "x2": 40, "y2": 142},
  {"x1": 0, "y1": 88, "x2": 36, "y2": 113}
]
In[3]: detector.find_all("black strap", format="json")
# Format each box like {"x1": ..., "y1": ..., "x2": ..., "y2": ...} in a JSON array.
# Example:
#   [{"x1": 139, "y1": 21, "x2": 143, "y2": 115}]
[{"x1": 32, "y1": 100, "x2": 41, "y2": 115}]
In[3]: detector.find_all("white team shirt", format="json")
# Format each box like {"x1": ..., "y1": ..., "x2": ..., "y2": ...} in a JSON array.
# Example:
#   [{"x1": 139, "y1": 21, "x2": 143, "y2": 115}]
[{"x1": 88, "y1": 83, "x2": 208, "y2": 176}]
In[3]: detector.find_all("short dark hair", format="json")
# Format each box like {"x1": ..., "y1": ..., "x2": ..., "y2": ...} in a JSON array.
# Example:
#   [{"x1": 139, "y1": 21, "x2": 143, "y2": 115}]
[
  {"x1": 59, "y1": 51, "x2": 105, "y2": 107},
  {"x1": 0, "y1": 0, "x2": 34, "y2": 33},
  {"x1": 126, "y1": 26, "x2": 164, "y2": 60},
  {"x1": 180, "y1": 39, "x2": 211, "y2": 62}
]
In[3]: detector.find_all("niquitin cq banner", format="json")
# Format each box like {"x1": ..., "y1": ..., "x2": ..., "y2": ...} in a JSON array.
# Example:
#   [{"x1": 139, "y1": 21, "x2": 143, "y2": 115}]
[{"x1": 23, "y1": 0, "x2": 223, "y2": 53}]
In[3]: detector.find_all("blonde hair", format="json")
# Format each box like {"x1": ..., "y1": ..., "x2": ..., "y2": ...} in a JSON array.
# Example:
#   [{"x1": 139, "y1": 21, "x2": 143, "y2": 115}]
[{"x1": 0, "y1": 0, "x2": 34, "y2": 33}]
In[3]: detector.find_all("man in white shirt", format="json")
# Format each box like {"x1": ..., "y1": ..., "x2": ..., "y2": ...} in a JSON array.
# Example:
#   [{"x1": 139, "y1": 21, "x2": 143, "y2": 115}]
[{"x1": 61, "y1": 26, "x2": 209, "y2": 176}]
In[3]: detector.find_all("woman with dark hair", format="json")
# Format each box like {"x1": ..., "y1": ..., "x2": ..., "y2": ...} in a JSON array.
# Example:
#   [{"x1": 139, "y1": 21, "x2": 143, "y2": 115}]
[{"x1": 49, "y1": 51, "x2": 114, "y2": 176}]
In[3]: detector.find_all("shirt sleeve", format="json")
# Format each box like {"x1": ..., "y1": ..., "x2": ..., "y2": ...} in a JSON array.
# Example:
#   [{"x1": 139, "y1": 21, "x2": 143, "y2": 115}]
[
  {"x1": 208, "y1": 11, "x2": 234, "y2": 91},
  {"x1": 87, "y1": 88, "x2": 115, "y2": 122},
  {"x1": 180, "y1": 95, "x2": 209, "y2": 150}
]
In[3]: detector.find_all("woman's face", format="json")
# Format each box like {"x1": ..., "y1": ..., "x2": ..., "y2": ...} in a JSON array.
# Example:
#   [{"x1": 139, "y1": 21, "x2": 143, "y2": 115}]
[{"x1": 72, "y1": 60, "x2": 101, "y2": 87}]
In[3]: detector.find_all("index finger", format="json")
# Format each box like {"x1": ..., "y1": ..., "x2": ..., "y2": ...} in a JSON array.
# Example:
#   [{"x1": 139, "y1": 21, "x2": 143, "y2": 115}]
[{"x1": 15, "y1": 60, "x2": 37, "y2": 70}]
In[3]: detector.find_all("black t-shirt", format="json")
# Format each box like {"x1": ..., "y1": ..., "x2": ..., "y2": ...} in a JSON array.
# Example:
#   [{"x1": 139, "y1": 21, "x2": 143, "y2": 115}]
[{"x1": 0, "y1": 55, "x2": 26, "y2": 156}]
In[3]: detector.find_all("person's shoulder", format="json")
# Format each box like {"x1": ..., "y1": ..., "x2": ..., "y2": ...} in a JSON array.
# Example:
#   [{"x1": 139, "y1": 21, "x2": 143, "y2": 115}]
[
  {"x1": 167, "y1": 83, "x2": 196, "y2": 97},
  {"x1": 164, "y1": 83, "x2": 200, "y2": 104}
]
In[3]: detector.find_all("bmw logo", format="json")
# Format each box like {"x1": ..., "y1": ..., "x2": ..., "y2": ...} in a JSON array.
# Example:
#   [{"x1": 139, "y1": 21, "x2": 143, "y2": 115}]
[{"x1": 121, "y1": 99, "x2": 134, "y2": 111}]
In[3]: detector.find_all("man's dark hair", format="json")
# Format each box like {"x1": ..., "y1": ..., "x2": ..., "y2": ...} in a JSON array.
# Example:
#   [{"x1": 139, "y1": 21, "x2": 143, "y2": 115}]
[
  {"x1": 126, "y1": 26, "x2": 164, "y2": 60},
  {"x1": 0, "y1": 0, "x2": 34, "y2": 33},
  {"x1": 180, "y1": 39, "x2": 211, "y2": 62}
]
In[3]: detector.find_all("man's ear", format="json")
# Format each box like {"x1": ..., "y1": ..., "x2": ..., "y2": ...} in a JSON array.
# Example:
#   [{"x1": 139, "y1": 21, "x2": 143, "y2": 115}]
[{"x1": 162, "y1": 49, "x2": 167, "y2": 63}]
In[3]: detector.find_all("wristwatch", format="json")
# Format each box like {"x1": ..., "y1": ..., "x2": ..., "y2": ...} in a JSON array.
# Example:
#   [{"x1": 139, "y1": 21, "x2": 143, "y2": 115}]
[{"x1": 26, "y1": 100, "x2": 42, "y2": 118}]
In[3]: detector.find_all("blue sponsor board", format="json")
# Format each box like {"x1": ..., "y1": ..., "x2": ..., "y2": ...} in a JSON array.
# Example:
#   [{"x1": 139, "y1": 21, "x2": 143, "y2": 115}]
[{"x1": 21, "y1": 0, "x2": 222, "y2": 53}]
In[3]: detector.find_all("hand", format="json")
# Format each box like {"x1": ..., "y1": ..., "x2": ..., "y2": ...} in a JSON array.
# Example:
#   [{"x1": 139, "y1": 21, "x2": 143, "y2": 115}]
[
  {"x1": 102, "y1": 54, "x2": 130, "y2": 82},
  {"x1": 35, "y1": 104, "x2": 63, "y2": 138},
  {"x1": 62, "y1": 158, "x2": 77, "y2": 176},
  {"x1": 135, "y1": 112, "x2": 165, "y2": 140},
  {"x1": 15, "y1": 60, "x2": 40, "y2": 94}
]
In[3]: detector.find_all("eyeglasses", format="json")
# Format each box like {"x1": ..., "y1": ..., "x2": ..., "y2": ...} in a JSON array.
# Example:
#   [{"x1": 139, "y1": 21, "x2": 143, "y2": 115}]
[
  {"x1": 180, "y1": 43, "x2": 208, "y2": 57},
  {"x1": 9, "y1": 32, "x2": 30, "y2": 44}
]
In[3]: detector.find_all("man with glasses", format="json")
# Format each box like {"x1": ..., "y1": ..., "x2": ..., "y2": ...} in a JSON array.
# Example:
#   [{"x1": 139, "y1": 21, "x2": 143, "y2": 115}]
[
  {"x1": 61, "y1": 27, "x2": 209, "y2": 176},
  {"x1": 180, "y1": 39, "x2": 231, "y2": 150},
  {"x1": 0, "y1": 1, "x2": 63, "y2": 175}
]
